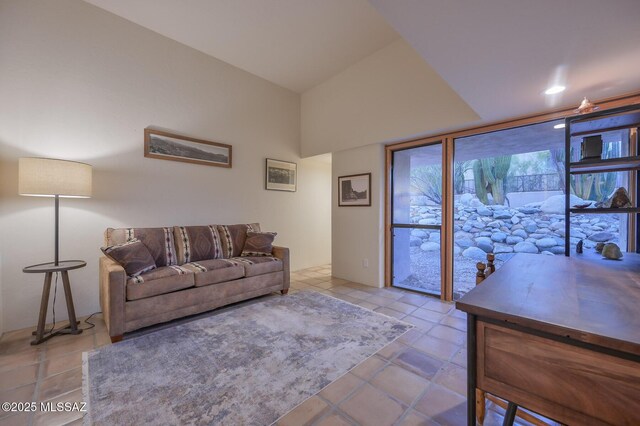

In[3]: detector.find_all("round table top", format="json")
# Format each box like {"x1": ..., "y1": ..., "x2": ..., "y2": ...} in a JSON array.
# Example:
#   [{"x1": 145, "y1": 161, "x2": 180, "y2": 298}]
[{"x1": 23, "y1": 260, "x2": 87, "y2": 273}]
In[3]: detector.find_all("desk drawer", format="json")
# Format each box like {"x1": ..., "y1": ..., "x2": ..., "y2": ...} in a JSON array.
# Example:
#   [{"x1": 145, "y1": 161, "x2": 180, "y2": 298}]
[{"x1": 477, "y1": 321, "x2": 640, "y2": 426}]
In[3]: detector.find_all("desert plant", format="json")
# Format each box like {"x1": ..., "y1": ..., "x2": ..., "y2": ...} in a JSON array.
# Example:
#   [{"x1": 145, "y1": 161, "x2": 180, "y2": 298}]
[
  {"x1": 551, "y1": 143, "x2": 622, "y2": 202},
  {"x1": 472, "y1": 155, "x2": 512, "y2": 205},
  {"x1": 453, "y1": 160, "x2": 472, "y2": 195},
  {"x1": 473, "y1": 160, "x2": 489, "y2": 204},
  {"x1": 411, "y1": 165, "x2": 442, "y2": 204},
  {"x1": 573, "y1": 174, "x2": 595, "y2": 200}
]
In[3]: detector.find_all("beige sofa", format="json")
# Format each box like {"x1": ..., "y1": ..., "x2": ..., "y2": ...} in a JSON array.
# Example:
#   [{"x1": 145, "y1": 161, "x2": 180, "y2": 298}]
[{"x1": 99, "y1": 223, "x2": 289, "y2": 342}]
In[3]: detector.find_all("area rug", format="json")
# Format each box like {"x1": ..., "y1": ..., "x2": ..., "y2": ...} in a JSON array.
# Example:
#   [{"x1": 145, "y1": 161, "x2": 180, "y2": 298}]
[{"x1": 83, "y1": 291, "x2": 411, "y2": 425}]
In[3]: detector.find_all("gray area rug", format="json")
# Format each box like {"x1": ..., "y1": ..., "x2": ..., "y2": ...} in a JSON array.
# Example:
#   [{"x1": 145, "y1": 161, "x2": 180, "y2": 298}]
[{"x1": 83, "y1": 291, "x2": 411, "y2": 425}]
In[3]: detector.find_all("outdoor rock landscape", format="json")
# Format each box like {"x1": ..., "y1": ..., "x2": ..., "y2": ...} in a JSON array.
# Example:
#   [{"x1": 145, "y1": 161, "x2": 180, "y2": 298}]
[{"x1": 402, "y1": 193, "x2": 621, "y2": 297}]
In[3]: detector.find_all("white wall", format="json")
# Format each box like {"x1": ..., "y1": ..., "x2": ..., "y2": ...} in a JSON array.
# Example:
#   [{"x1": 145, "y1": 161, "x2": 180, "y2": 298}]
[
  {"x1": 301, "y1": 39, "x2": 478, "y2": 157},
  {"x1": 0, "y1": 0, "x2": 331, "y2": 332},
  {"x1": 332, "y1": 144, "x2": 384, "y2": 287}
]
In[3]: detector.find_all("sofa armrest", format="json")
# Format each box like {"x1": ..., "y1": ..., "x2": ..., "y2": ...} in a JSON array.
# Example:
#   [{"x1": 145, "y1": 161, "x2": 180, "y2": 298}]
[
  {"x1": 99, "y1": 256, "x2": 126, "y2": 338},
  {"x1": 272, "y1": 246, "x2": 290, "y2": 290}
]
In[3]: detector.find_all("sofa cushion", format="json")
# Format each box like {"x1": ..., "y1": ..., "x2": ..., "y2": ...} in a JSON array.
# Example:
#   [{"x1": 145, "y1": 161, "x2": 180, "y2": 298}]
[
  {"x1": 105, "y1": 227, "x2": 177, "y2": 267},
  {"x1": 229, "y1": 256, "x2": 282, "y2": 277},
  {"x1": 126, "y1": 265, "x2": 194, "y2": 300},
  {"x1": 101, "y1": 239, "x2": 156, "y2": 277},
  {"x1": 241, "y1": 232, "x2": 277, "y2": 257},
  {"x1": 174, "y1": 225, "x2": 224, "y2": 264},
  {"x1": 181, "y1": 259, "x2": 245, "y2": 287},
  {"x1": 217, "y1": 223, "x2": 260, "y2": 258}
]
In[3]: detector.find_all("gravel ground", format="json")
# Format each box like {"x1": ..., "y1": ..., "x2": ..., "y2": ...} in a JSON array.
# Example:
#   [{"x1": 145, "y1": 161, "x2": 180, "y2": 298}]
[{"x1": 397, "y1": 247, "x2": 511, "y2": 299}]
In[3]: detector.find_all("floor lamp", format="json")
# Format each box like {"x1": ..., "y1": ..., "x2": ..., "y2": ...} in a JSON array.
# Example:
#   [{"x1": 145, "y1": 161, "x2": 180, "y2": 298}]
[
  {"x1": 19, "y1": 157, "x2": 92, "y2": 344},
  {"x1": 19, "y1": 157, "x2": 92, "y2": 264}
]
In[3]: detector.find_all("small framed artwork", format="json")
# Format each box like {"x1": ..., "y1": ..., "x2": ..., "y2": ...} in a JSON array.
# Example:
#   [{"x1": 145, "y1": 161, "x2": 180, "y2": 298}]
[
  {"x1": 144, "y1": 128, "x2": 232, "y2": 168},
  {"x1": 338, "y1": 173, "x2": 371, "y2": 207},
  {"x1": 265, "y1": 158, "x2": 297, "y2": 192}
]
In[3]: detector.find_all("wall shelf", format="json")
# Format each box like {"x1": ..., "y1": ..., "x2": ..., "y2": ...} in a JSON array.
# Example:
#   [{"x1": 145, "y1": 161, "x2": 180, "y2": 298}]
[
  {"x1": 564, "y1": 103, "x2": 640, "y2": 256},
  {"x1": 569, "y1": 207, "x2": 640, "y2": 214},
  {"x1": 569, "y1": 155, "x2": 640, "y2": 174}
]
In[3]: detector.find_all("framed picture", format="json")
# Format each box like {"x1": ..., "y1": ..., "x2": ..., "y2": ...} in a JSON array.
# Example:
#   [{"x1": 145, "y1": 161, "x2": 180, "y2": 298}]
[
  {"x1": 265, "y1": 158, "x2": 297, "y2": 192},
  {"x1": 144, "y1": 128, "x2": 232, "y2": 168},
  {"x1": 338, "y1": 173, "x2": 371, "y2": 207}
]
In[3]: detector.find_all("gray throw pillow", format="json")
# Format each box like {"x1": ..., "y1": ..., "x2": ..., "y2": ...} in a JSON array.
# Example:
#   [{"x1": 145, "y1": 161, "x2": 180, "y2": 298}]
[
  {"x1": 241, "y1": 232, "x2": 277, "y2": 257},
  {"x1": 102, "y1": 238, "x2": 157, "y2": 276}
]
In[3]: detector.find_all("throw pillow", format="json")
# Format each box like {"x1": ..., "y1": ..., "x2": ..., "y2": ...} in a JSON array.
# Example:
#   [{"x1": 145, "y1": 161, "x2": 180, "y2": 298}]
[
  {"x1": 102, "y1": 238, "x2": 157, "y2": 276},
  {"x1": 241, "y1": 232, "x2": 277, "y2": 257}
]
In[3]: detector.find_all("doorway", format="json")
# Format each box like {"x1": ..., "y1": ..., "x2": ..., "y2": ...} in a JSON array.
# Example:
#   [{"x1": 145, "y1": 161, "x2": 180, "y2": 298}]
[{"x1": 390, "y1": 142, "x2": 444, "y2": 296}]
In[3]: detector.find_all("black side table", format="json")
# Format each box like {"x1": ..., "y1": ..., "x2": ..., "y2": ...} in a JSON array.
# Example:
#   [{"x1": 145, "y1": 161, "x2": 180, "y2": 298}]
[{"x1": 23, "y1": 260, "x2": 86, "y2": 345}]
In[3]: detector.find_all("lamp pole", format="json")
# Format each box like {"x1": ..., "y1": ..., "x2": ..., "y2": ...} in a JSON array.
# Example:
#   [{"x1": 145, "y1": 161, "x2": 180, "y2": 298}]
[{"x1": 54, "y1": 194, "x2": 59, "y2": 266}]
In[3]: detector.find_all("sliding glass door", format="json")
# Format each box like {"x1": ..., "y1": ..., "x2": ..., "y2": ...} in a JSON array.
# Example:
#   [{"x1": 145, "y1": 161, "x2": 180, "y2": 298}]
[{"x1": 391, "y1": 142, "x2": 443, "y2": 296}]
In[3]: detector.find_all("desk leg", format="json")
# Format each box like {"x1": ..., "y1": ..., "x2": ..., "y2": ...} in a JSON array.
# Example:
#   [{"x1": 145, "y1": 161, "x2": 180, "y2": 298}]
[
  {"x1": 467, "y1": 313, "x2": 477, "y2": 425},
  {"x1": 32, "y1": 272, "x2": 53, "y2": 345},
  {"x1": 61, "y1": 271, "x2": 81, "y2": 334}
]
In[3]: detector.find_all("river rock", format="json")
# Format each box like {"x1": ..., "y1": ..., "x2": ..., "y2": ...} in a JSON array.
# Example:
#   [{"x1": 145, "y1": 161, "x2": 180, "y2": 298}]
[
  {"x1": 477, "y1": 205, "x2": 492, "y2": 216},
  {"x1": 512, "y1": 229, "x2": 528, "y2": 239},
  {"x1": 410, "y1": 236, "x2": 422, "y2": 247},
  {"x1": 459, "y1": 193, "x2": 474, "y2": 205},
  {"x1": 535, "y1": 238, "x2": 558, "y2": 248},
  {"x1": 462, "y1": 247, "x2": 488, "y2": 261},
  {"x1": 456, "y1": 238, "x2": 475, "y2": 249},
  {"x1": 494, "y1": 244, "x2": 514, "y2": 254},
  {"x1": 420, "y1": 242, "x2": 440, "y2": 252},
  {"x1": 493, "y1": 211, "x2": 512, "y2": 220},
  {"x1": 411, "y1": 229, "x2": 428, "y2": 238},
  {"x1": 588, "y1": 232, "x2": 615, "y2": 242},
  {"x1": 506, "y1": 236, "x2": 524, "y2": 245},
  {"x1": 519, "y1": 207, "x2": 539, "y2": 214},
  {"x1": 514, "y1": 242, "x2": 538, "y2": 253},
  {"x1": 491, "y1": 232, "x2": 507, "y2": 242},
  {"x1": 511, "y1": 216, "x2": 520, "y2": 224},
  {"x1": 524, "y1": 223, "x2": 538, "y2": 233},
  {"x1": 547, "y1": 246, "x2": 566, "y2": 255},
  {"x1": 539, "y1": 194, "x2": 585, "y2": 214},
  {"x1": 475, "y1": 237, "x2": 494, "y2": 253}
]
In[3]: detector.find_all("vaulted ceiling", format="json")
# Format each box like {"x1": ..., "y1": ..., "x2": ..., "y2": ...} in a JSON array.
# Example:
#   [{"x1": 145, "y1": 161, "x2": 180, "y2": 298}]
[
  {"x1": 83, "y1": 0, "x2": 400, "y2": 93},
  {"x1": 85, "y1": 0, "x2": 640, "y2": 124}
]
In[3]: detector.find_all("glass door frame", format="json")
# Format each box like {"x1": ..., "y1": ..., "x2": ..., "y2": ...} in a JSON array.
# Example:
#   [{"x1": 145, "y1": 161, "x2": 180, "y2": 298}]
[
  {"x1": 384, "y1": 93, "x2": 640, "y2": 302},
  {"x1": 387, "y1": 137, "x2": 454, "y2": 300}
]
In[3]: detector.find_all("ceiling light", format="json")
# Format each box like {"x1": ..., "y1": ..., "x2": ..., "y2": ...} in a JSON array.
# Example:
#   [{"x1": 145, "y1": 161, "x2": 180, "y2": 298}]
[
  {"x1": 544, "y1": 85, "x2": 566, "y2": 95},
  {"x1": 553, "y1": 123, "x2": 566, "y2": 129}
]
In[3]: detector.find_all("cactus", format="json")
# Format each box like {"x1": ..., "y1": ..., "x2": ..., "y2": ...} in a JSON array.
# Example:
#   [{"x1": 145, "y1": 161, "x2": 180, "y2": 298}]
[
  {"x1": 491, "y1": 155, "x2": 511, "y2": 205},
  {"x1": 594, "y1": 172, "x2": 616, "y2": 200},
  {"x1": 559, "y1": 141, "x2": 623, "y2": 202},
  {"x1": 473, "y1": 160, "x2": 489, "y2": 204},
  {"x1": 572, "y1": 174, "x2": 594, "y2": 200},
  {"x1": 474, "y1": 156, "x2": 511, "y2": 205}
]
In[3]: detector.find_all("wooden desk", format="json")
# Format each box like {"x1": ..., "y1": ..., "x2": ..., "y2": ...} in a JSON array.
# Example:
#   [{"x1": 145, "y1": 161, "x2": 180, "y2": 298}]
[{"x1": 456, "y1": 253, "x2": 640, "y2": 426}]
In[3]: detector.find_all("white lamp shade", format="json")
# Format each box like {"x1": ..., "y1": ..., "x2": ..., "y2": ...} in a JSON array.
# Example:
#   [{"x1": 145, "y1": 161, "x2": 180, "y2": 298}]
[{"x1": 19, "y1": 158, "x2": 92, "y2": 198}]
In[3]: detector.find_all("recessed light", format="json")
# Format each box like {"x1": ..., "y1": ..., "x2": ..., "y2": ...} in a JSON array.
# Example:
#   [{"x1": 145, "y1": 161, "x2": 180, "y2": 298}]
[
  {"x1": 545, "y1": 85, "x2": 566, "y2": 95},
  {"x1": 553, "y1": 123, "x2": 566, "y2": 129}
]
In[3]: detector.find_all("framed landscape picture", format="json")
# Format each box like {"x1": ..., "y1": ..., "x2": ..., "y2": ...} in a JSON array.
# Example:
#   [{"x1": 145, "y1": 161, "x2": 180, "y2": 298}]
[
  {"x1": 265, "y1": 158, "x2": 297, "y2": 192},
  {"x1": 144, "y1": 128, "x2": 232, "y2": 168},
  {"x1": 338, "y1": 173, "x2": 371, "y2": 207}
]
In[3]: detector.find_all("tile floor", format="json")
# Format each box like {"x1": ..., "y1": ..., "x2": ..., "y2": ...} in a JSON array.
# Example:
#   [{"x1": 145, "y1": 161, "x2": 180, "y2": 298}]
[{"x1": 0, "y1": 265, "x2": 549, "y2": 426}]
